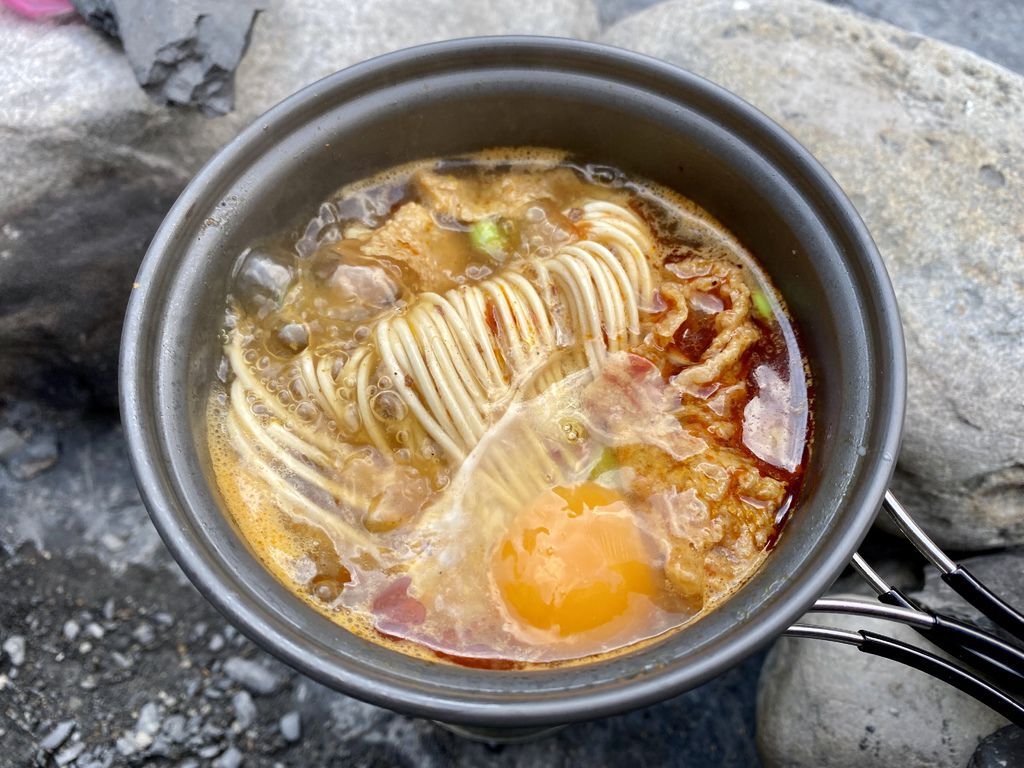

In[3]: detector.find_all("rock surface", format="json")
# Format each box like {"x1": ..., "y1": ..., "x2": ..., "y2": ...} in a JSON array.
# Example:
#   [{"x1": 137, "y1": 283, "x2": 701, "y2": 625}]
[
  {"x1": 828, "y1": 0, "x2": 1024, "y2": 75},
  {"x1": 969, "y1": 726, "x2": 1024, "y2": 768},
  {"x1": 72, "y1": 0, "x2": 264, "y2": 116},
  {"x1": 0, "y1": 0, "x2": 598, "y2": 407},
  {"x1": 603, "y1": 0, "x2": 1024, "y2": 550},
  {"x1": 756, "y1": 598, "x2": 1008, "y2": 767}
]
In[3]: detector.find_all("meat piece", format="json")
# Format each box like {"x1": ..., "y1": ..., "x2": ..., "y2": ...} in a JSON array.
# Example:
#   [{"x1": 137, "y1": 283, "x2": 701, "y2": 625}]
[
  {"x1": 361, "y1": 202, "x2": 471, "y2": 292},
  {"x1": 617, "y1": 441, "x2": 786, "y2": 603},
  {"x1": 647, "y1": 256, "x2": 761, "y2": 393},
  {"x1": 415, "y1": 168, "x2": 588, "y2": 222}
]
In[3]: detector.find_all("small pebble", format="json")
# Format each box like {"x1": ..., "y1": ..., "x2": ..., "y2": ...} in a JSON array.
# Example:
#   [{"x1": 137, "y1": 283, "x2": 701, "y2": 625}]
[
  {"x1": 53, "y1": 740, "x2": 85, "y2": 766},
  {"x1": 111, "y1": 651, "x2": 133, "y2": 669},
  {"x1": 213, "y1": 746, "x2": 244, "y2": 768},
  {"x1": 62, "y1": 620, "x2": 80, "y2": 642},
  {"x1": 100, "y1": 533, "x2": 125, "y2": 552},
  {"x1": 3, "y1": 635, "x2": 26, "y2": 666},
  {"x1": 208, "y1": 634, "x2": 225, "y2": 652},
  {"x1": 8, "y1": 434, "x2": 58, "y2": 480},
  {"x1": 39, "y1": 720, "x2": 76, "y2": 751},
  {"x1": 153, "y1": 612, "x2": 174, "y2": 627},
  {"x1": 232, "y1": 691, "x2": 256, "y2": 730},
  {"x1": 223, "y1": 657, "x2": 283, "y2": 696},
  {"x1": 132, "y1": 623, "x2": 155, "y2": 645},
  {"x1": 279, "y1": 711, "x2": 301, "y2": 743},
  {"x1": 161, "y1": 714, "x2": 187, "y2": 743},
  {"x1": 137, "y1": 703, "x2": 161, "y2": 729},
  {"x1": 102, "y1": 599, "x2": 116, "y2": 620},
  {"x1": 84, "y1": 622, "x2": 105, "y2": 640}
]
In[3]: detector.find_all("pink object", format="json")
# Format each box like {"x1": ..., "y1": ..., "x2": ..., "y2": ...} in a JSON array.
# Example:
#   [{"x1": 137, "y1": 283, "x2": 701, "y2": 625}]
[{"x1": 2, "y1": 0, "x2": 74, "y2": 19}]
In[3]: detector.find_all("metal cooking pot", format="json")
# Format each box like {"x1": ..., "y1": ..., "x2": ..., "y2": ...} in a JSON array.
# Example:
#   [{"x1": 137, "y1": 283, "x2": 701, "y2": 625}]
[{"x1": 121, "y1": 36, "x2": 907, "y2": 735}]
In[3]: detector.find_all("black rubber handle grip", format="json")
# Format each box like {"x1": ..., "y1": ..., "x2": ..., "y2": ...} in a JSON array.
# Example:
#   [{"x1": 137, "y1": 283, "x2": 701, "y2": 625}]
[
  {"x1": 858, "y1": 630, "x2": 1024, "y2": 727},
  {"x1": 879, "y1": 588, "x2": 1024, "y2": 693},
  {"x1": 942, "y1": 566, "x2": 1024, "y2": 642}
]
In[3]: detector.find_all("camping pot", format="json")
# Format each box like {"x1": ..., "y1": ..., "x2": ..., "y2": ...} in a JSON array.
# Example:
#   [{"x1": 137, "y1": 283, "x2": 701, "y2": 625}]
[{"x1": 121, "y1": 36, "x2": 910, "y2": 736}]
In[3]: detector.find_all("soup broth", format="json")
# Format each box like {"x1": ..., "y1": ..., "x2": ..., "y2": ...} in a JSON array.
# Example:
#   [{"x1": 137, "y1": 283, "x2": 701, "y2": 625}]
[{"x1": 207, "y1": 148, "x2": 811, "y2": 667}]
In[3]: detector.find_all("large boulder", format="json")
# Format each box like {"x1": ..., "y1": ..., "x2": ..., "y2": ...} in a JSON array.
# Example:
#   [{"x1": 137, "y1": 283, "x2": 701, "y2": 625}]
[
  {"x1": 0, "y1": 0, "x2": 598, "y2": 407},
  {"x1": 602, "y1": 0, "x2": 1024, "y2": 549},
  {"x1": 755, "y1": 598, "x2": 1007, "y2": 767},
  {"x1": 969, "y1": 726, "x2": 1024, "y2": 768}
]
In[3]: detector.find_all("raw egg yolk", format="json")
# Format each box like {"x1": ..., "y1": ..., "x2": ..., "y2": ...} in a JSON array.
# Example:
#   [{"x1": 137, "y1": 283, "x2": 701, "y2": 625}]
[{"x1": 492, "y1": 482, "x2": 658, "y2": 641}]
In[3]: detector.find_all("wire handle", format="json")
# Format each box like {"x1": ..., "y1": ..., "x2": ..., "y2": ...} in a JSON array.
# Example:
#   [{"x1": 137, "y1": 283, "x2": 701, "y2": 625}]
[
  {"x1": 786, "y1": 490, "x2": 1024, "y2": 724},
  {"x1": 941, "y1": 566, "x2": 1024, "y2": 641},
  {"x1": 882, "y1": 492, "x2": 1024, "y2": 643},
  {"x1": 849, "y1": 555, "x2": 1024, "y2": 692}
]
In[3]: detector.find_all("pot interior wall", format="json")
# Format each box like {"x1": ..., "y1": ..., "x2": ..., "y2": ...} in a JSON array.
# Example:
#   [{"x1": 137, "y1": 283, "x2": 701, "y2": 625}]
[{"x1": 134, "y1": 41, "x2": 901, "y2": 727}]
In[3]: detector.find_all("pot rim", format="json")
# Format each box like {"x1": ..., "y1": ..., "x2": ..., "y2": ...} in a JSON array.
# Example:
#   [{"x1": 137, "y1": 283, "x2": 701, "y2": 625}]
[{"x1": 120, "y1": 35, "x2": 906, "y2": 727}]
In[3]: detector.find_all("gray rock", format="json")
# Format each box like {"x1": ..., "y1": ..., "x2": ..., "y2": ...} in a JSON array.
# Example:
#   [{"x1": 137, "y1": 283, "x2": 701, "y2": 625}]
[
  {"x1": 72, "y1": 0, "x2": 118, "y2": 36},
  {"x1": 160, "y1": 714, "x2": 187, "y2": 743},
  {"x1": 132, "y1": 622, "x2": 155, "y2": 645},
  {"x1": 0, "y1": 403, "x2": 166, "y2": 574},
  {"x1": 61, "y1": 620, "x2": 80, "y2": 642},
  {"x1": 53, "y1": 740, "x2": 85, "y2": 766},
  {"x1": 0, "y1": 0, "x2": 598, "y2": 408},
  {"x1": 3, "y1": 634, "x2": 26, "y2": 666},
  {"x1": 279, "y1": 711, "x2": 301, "y2": 743},
  {"x1": 212, "y1": 746, "x2": 244, "y2": 768},
  {"x1": 969, "y1": 726, "x2": 1024, "y2": 768},
  {"x1": 6, "y1": 433, "x2": 58, "y2": 481},
  {"x1": 72, "y1": 0, "x2": 263, "y2": 116},
  {"x1": 39, "y1": 720, "x2": 76, "y2": 752},
  {"x1": 135, "y1": 701, "x2": 162, "y2": 739},
  {"x1": 223, "y1": 657, "x2": 283, "y2": 696},
  {"x1": 232, "y1": 691, "x2": 256, "y2": 730},
  {"x1": 602, "y1": 0, "x2": 1024, "y2": 550},
  {"x1": 755, "y1": 596, "x2": 1008, "y2": 767},
  {"x1": 828, "y1": 0, "x2": 1024, "y2": 75}
]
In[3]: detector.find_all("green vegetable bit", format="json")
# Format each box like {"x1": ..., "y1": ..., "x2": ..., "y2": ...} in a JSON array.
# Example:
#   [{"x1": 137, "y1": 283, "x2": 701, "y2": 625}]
[
  {"x1": 752, "y1": 289, "x2": 773, "y2": 321},
  {"x1": 588, "y1": 448, "x2": 618, "y2": 480},
  {"x1": 469, "y1": 218, "x2": 507, "y2": 260}
]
